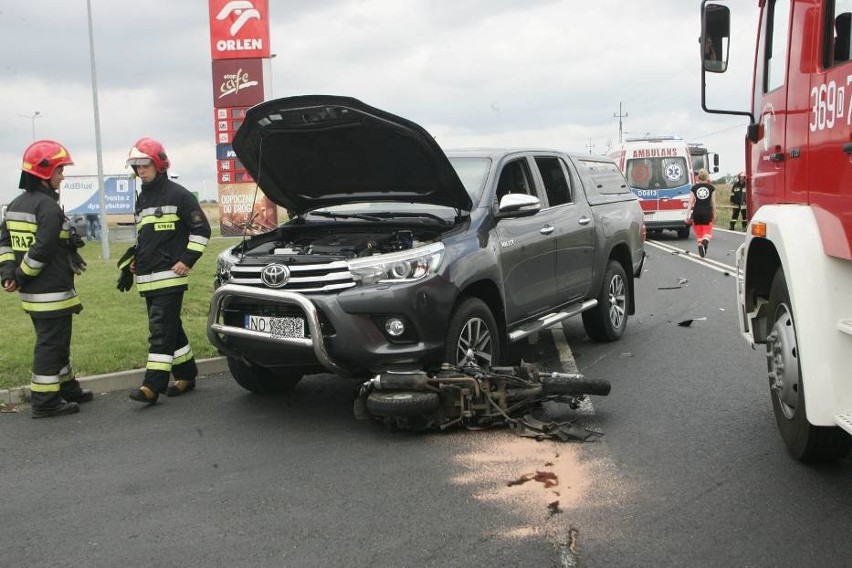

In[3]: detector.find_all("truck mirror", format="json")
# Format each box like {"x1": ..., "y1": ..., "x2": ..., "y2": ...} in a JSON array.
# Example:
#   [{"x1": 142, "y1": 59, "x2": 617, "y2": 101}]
[
  {"x1": 497, "y1": 193, "x2": 541, "y2": 218},
  {"x1": 702, "y1": 3, "x2": 730, "y2": 73},
  {"x1": 747, "y1": 122, "x2": 762, "y2": 144}
]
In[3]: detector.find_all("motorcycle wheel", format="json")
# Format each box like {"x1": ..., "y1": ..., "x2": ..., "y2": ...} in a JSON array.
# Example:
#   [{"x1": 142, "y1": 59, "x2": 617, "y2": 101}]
[{"x1": 366, "y1": 391, "x2": 440, "y2": 417}]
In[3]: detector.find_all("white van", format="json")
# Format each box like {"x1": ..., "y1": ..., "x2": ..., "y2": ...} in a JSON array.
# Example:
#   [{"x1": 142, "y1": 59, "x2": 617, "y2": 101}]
[{"x1": 608, "y1": 136, "x2": 695, "y2": 238}]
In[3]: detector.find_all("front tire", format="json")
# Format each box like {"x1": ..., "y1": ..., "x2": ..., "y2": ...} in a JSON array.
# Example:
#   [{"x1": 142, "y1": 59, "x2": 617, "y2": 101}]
[
  {"x1": 582, "y1": 260, "x2": 628, "y2": 342},
  {"x1": 227, "y1": 357, "x2": 303, "y2": 394},
  {"x1": 766, "y1": 269, "x2": 850, "y2": 462},
  {"x1": 445, "y1": 298, "x2": 501, "y2": 368}
]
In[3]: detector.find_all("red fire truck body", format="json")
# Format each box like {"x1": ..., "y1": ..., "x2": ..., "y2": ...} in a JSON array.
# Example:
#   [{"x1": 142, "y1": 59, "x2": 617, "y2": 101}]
[{"x1": 702, "y1": 0, "x2": 852, "y2": 461}]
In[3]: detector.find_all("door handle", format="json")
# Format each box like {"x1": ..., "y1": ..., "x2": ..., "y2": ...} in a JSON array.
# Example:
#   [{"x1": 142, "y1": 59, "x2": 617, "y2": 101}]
[
  {"x1": 540, "y1": 225, "x2": 555, "y2": 235},
  {"x1": 769, "y1": 152, "x2": 785, "y2": 162},
  {"x1": 578, "y1": 216, "x2": 591, "y2": 225}
]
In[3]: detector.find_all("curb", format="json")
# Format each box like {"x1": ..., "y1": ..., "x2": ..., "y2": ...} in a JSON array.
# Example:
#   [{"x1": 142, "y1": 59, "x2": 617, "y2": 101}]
[{"x1": 0, "y1": 357, "x2": 229, "y2": 406}]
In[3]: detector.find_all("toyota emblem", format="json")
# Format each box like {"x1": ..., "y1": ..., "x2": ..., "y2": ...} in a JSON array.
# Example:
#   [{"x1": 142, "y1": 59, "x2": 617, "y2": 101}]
[{"x1": 261, "y1": 263, "x2": 291, "y2": 288}]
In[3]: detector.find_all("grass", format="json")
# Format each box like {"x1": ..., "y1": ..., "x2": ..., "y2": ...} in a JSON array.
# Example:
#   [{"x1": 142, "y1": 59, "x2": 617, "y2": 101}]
[{"x1": 0, "y1": 232, "x2": 240, "y2": 391}]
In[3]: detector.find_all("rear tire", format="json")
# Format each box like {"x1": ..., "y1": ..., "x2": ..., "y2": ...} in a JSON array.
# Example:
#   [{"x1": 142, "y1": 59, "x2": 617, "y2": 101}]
[
  {"x1": 541, "y1": 374, "x2": 611, "y2": 396},
  {"x1": 766, "y1": 269, "x2": 850, "y2": 462},
  {"x1": 582, "y1": 261, "x2": 628, "y2": 342},
  {"x1": 677, "y1": 227, "x2": 691, "y2": 239},
  {"x1": 366, "y1": 391, "x2": 440, "y2": 417},
  {"x1": 227, "y1": 357, "x2": 303, "y2": 394}
]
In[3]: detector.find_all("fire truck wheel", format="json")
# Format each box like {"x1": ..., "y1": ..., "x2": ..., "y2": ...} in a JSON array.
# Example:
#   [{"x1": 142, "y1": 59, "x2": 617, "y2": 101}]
[
  {"x1": 227, "y1": 357, "x2": 303, "y2": 394},
  {"x1": 676, "y1": 227, "x2": 691, "y2": 239},
  {"x1": 583, "y1": 260, "x2": 628, "y2": 342},
  {"x1": 767, "y1": 269, "x2": 850, "y2": 462},
  {"x1": 445, "y1": 297, "x2": 501, "y2": 368},
  {"x1": 366, "y1": 391, "x2": 440, "y2": 417}
]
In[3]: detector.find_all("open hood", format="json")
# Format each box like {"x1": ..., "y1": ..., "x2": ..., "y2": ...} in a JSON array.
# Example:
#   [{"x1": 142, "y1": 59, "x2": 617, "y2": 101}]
[{"x1": 231, "y1": 95, "x2": 472, "y2": 216}]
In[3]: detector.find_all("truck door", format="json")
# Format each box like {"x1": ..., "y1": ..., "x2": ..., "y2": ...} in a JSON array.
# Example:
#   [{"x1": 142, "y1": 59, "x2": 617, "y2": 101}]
[
  {"x1": 532, "y1": 155, "x2": 595, "y2": 305},
  {"x1": 493, "y1": 156, "x2": 558, "y2": 323},
  {"x1": 751, "y1": 0, "x2": 791, "y2": 211},
  {"x1": 806, "y1": 1, "x2": 852, "y2": 259}
]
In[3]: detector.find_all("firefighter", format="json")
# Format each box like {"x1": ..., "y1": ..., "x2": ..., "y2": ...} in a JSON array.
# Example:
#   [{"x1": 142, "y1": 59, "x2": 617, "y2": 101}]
[
  {"x1": 0, "y1": 140, "x2": 92, "y2": 418},
  {"x1": 124, "y1": 138, "x2": 211, "y2": 404},
  {"x1": 729, "y1": 172, "x2": 748, "y2": 231}
]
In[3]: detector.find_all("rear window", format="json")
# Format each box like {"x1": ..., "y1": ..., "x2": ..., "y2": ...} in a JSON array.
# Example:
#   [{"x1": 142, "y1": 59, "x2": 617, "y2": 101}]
[{"x1": 576, "y1": 159, "x2": 631, "y2": 195}]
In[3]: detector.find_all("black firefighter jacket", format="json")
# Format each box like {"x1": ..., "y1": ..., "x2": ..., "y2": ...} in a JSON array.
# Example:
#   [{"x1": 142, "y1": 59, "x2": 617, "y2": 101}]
[
  {"x1": 0, "y1": 186, "x2": 83, "y2": 318},
  {"x1": 134, "y1": 174, "x2": 211, "y2": 296}
]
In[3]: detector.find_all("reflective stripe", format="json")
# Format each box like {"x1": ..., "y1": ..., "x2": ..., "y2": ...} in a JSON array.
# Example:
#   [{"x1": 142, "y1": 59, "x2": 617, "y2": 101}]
[
  {"x1": 19, "y1": 290, "x2": 81, "y2": 313},
  {"x1": 22, "y1": 253, "x2": 44, "y2": 269},
  {"x1": 32, "y1": 372, "x2": 60, "y2": 393},
  {"x1": 147, "y1": 353, "x2": 173, "y2": 372},
  {"x1": 187, "y1": 241, "x2": 207, "y2": 253},
  {"x1": 22, "y1": 253, "x2": 45, "y2": 276},
  {"x1": 32, "y1": 372, "x2": 61, "y2": 384},
  {"x1": 189, "y1": 235, "x2": 209, "y2": 246},
  {"x1": 173, "y1": 344, "x2": 194, "y2": 365},
  {"x1": 135, "y1": 206, "x2": 179, "y2": 225},
  {"x1": 31, "y1": 382, "x2": 61, "y2": 393},
  {"x1": 0, "y1": 246, "x2": 13, "y2": 256},
  {"x1": 5, "y1": 211, "x2": 38, "y2": 224},
  {"x1": 0, "y1": 251, "x2": 13, "y2": 263},
  {"x1": 136, "y1": 270, "x2": 187, "y2": 292},
  {"x1": 59, "y1": 229, "x2": 71, "y2": 239},
  {"x1": 59, "y1": 365, "x2": 73, "y2": 382},
  {"x1": 137, "y1": 213, "x2": 179, "y2": 230}
]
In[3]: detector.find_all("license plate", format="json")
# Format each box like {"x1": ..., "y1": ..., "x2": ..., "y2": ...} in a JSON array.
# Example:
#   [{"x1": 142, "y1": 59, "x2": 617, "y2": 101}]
[
  {"x1": 244, "y1": 315, "x2": 305, "y2": 338},
  {"x1": 643, "y1": 211, "x2": 655, "y2": 218}
]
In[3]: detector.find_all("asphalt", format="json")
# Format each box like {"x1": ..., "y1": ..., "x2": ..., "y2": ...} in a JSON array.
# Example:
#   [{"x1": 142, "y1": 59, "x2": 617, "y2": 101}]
[{"x1": 0, "y1": 356, "x2": 229, "y2": 406}]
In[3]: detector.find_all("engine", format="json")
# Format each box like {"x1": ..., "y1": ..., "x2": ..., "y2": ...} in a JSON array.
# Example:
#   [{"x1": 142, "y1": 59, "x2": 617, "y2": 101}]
[{"x1": 272, "y1": 230, "x2": 421, "y2": 259}]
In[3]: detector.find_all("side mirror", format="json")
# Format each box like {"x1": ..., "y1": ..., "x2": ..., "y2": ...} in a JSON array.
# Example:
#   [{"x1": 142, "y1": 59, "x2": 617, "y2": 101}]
[
  {"x1": 702, "y1": 3, "x2": 730, "y2": 73},
  {"x1": 496, "y1": 193, "x2": 541, "y2": 218}
]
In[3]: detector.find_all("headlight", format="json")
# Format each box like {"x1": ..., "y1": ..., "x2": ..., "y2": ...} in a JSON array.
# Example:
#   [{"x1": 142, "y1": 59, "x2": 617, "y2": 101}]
[
  {"x1": 349, "y1": 242, "x2": 444, "y2": 286},
  {"x1": 216, "y1": 247, "x2": 240, "y2": 282}
]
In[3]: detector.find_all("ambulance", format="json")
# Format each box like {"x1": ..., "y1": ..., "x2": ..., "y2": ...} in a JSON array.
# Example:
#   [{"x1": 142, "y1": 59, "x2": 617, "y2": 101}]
[{"x1": 608, "y1": 136, "x2": 695, "y2": 239}]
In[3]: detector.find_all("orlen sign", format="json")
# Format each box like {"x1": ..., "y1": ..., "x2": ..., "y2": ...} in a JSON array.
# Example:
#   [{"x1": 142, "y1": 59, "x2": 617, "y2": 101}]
[{"x1": 209, "y1": 0, "x2": 269, "y2": 60}]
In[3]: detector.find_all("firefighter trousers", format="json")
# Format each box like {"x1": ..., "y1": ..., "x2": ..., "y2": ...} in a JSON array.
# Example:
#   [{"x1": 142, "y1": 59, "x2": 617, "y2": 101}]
[
  {"x1": 30, "y1": 315, "x2": 85, "y2": 410},
  {"x1": 142, "y1": 291, "x2": 198, "y2": 394}
]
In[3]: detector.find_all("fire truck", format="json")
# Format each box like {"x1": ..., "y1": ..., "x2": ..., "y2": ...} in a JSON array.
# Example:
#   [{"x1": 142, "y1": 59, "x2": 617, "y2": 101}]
[
  {"x1": 608, "y1": 136, "x2": 695, "y2": 238},
  {"x1": 687, "y1": 142, "x2": 720, "y2": 176},
  {"x1": 701, "y1": 0, "x2": 852, "y2": 461}
]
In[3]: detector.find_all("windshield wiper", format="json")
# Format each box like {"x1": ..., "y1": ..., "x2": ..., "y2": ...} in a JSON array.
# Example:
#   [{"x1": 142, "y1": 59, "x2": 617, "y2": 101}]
[{"x1": 309, "y1": 211, "x2": 385, "y2": 222}]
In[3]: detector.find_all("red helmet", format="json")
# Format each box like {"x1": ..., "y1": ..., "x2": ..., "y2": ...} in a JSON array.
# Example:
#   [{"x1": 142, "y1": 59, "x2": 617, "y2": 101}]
[
  {"x1": 127, "y1": 137, "x2": 170, "y2": 172},
  {"x1": 21, "y1": 140, "x2": 74, "y2": 180}
]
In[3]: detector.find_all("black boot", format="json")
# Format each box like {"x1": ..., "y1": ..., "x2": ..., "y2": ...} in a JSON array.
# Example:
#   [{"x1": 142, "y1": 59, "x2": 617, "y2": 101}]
[
  {"x1": 129, "y1": 385, "x2": 159, "y2": 405},
  {"x1": 32, "y1": 400, "x2": 80, "y2": 419},
  {"x1": 61, "y1": 382, "x2": 94, "y2": 404},
  {"x1": 166, "y1": 378, "x2": 196, "y2": 397},
  {"x1": 729, "y1": 221, "x2": 735, "y2": 230}
]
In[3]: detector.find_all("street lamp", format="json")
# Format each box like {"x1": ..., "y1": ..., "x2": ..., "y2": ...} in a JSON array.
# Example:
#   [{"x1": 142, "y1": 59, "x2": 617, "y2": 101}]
[{"x1": 18, "y1": 111, "x2": 42, "y2": 140}]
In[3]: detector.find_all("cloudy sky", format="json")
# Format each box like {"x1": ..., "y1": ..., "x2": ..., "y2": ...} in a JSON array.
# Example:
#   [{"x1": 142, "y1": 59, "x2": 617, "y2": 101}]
[{"x1": 0, "y1": 0, "x2": 758, "y2": 206}]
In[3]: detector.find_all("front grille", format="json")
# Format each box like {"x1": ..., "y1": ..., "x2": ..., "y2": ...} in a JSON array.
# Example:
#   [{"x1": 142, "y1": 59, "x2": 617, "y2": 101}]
[{"x1": 229, "y1": 260, "x2": 355, "y2": 293}]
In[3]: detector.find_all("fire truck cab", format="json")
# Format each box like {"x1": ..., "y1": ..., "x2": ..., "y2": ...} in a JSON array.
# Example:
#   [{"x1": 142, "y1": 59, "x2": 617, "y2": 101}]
[
  {"x1": 608, "y1": 136, "x2": 695, "y2": 239},
  {"x1": 701, "y1": 0, "x2": 852, "y2": 461}
]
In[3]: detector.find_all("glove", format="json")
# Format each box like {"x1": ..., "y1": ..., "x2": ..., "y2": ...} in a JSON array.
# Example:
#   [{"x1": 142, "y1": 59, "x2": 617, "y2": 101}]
[
  {"x1": 116, "y1": 245, "x2": 136, "y2": 292},
  {"x1": 117, "y1": 266, "x2": 134, "y2": 292},
  {"x1": 69, "y1": 251, "x2": 87, "y2": 275}
]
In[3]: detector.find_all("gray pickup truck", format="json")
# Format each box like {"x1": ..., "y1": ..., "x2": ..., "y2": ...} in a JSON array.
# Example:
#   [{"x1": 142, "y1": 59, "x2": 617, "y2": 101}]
[{"x1": 208, "y1": 95, "x2": 645, "y2": 393}]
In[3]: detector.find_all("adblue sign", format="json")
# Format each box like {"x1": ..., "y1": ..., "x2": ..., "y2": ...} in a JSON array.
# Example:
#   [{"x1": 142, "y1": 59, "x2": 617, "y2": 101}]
[
  {"x1": 208, "y1": 0, "x2": 270, "y2": 60},
  {"x1": 59, "y1": 175, "x2": 137, "y2": 215}
]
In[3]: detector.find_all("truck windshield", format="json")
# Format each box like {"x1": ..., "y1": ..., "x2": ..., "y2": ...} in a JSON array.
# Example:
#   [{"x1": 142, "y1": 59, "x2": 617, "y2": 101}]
[{"x1": 625, "y1": 157, "x2": 690, "y2": 190}]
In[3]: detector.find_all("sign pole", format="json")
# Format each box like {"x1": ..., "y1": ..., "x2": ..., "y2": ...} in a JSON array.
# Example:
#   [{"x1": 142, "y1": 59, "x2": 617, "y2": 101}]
[{"x1": 87, "y1": 0, "x2": 110, "y2": 259}]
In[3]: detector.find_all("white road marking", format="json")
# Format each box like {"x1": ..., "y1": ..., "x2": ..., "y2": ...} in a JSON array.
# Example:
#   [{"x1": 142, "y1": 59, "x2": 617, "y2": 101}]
[{"x1": 646, "y1": 240, "x2": 740, "y2": 276}]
